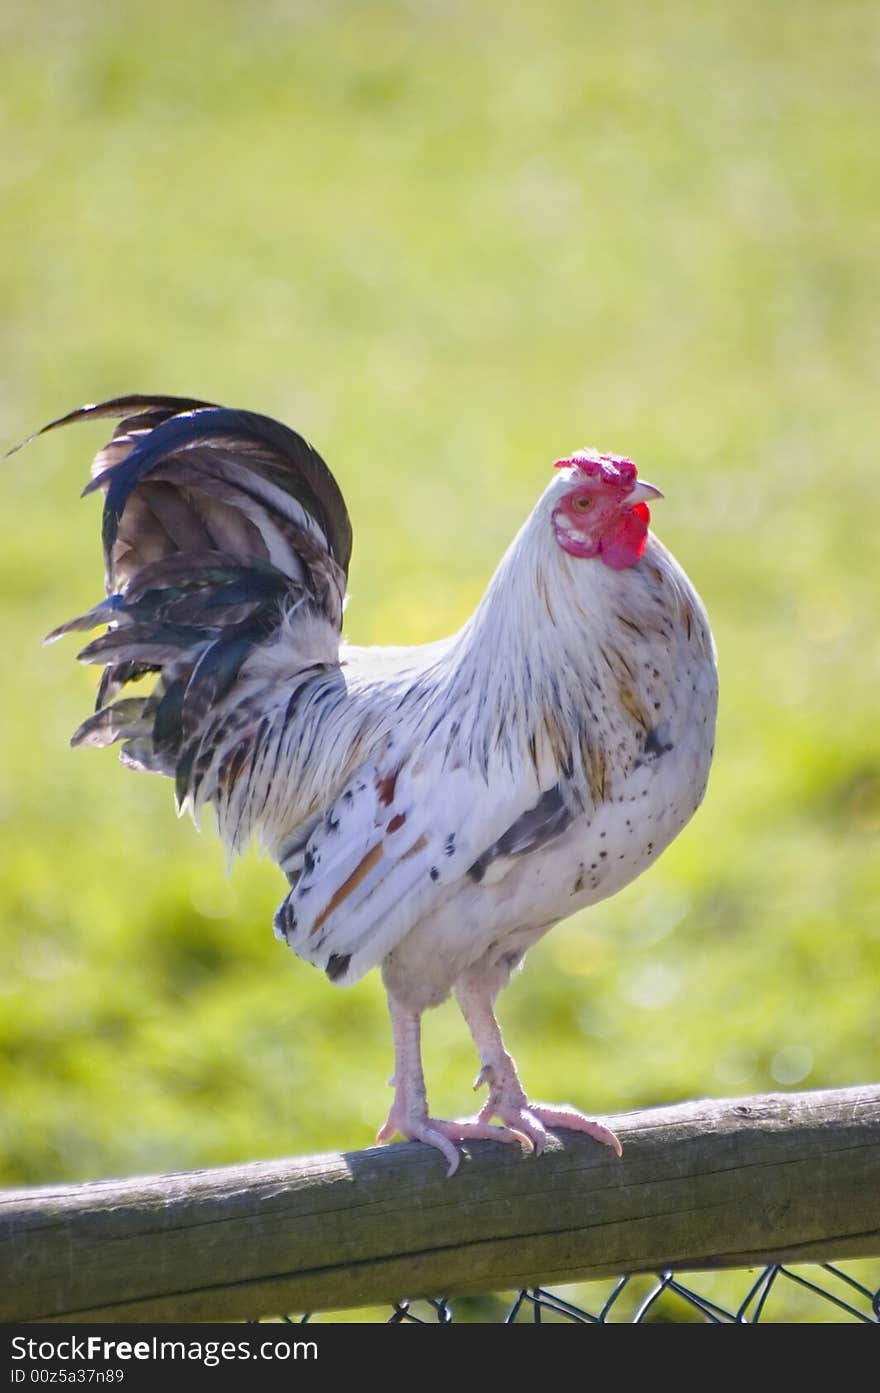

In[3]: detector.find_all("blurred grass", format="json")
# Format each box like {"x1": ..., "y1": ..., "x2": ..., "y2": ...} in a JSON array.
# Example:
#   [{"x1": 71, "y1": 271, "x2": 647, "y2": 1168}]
[{"x1": 1, "y1": 0, "x2": 878, "y2": 1318}]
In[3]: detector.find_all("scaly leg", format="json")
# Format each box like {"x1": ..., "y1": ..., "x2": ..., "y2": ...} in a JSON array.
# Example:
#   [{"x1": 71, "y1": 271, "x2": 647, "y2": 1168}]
[
  {"x1": 455, "y1": 970, "x2": 622, "y2": 1158},
  {"x1": 376, "y1": 993, "x2": 526, "y2": 1176}
]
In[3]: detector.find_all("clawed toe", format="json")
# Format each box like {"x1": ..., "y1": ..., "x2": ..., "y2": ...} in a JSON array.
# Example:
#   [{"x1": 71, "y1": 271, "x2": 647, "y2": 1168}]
[
  {"x1": 376, "y1": 1099, "x2": 619, "y2": 1176},
  {"x1": 477, "y1": 1098, "x2": 545, "y2": 1154},
  {"x1": 476, "y1": 1083, "x2": 622, "y2": 1159},
  {"x1": 377, "y1": 1110, "x2": 528, "y2": 1176},
  {"x1": 527, "y1": 1103, "x2": 622, "y2": 1156}
]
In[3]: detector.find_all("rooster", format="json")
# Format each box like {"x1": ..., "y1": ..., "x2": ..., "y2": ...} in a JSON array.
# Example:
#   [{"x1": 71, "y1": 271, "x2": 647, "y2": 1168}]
[{"x1": 33, "y1": 395, "x2": 717, "y2": 1175}]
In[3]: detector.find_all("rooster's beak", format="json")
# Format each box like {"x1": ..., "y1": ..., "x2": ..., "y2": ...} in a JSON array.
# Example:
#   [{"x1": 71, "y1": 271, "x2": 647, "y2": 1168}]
[{"x1": 624, "y1": 480, "x2": 663, "y2": 506}]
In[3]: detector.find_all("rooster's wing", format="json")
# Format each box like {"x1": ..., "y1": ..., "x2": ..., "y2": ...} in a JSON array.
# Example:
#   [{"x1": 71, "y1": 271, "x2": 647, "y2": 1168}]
[{"x1": 276, "y1": 749, "x2": 578, "y2": 986}]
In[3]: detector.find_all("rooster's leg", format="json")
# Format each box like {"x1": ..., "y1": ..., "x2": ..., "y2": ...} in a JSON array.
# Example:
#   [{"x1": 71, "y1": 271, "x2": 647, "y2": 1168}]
[
  {"x1": 455, "y1": 970, "x2": 622, "y2": 1158},
  {"x1": 376, "y1": 993, "x2": 526, "y2": 1176}
]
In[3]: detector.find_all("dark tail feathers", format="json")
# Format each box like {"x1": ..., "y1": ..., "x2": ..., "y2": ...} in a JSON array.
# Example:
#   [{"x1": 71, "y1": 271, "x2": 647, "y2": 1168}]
[{"x1": 37, "y1": 395, "x2": 352, "y2": 819}]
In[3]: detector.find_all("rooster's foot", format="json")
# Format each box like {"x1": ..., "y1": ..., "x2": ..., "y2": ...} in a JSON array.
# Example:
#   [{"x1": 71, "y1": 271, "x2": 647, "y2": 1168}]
[
  {"x1": 473, "y1": 1064, "x2": 622, "y2": 1158},
  {"x1": 376, "y1": 1106, "x2": 526, "y2": 1177}
]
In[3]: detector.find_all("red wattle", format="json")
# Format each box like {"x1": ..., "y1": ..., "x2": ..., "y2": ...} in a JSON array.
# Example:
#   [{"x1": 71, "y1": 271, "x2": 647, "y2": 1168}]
[{"x1": 599, "y1": 504, "x2": 650, "y2": 572}]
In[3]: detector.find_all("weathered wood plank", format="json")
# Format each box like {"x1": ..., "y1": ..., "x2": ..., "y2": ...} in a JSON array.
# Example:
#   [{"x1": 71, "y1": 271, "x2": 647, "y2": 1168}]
[{"x1": 1, "y1": 1086, "x2": 878, "y2": 1322}]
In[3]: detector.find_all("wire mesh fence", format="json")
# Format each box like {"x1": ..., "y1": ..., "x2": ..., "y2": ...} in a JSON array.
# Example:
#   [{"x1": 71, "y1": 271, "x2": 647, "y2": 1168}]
[{"x1": 266, "y1": 1259, "x2": 880, "y2": 1324}]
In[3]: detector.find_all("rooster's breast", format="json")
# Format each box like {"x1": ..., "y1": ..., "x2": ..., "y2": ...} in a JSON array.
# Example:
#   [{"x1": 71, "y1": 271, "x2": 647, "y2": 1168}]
[{"x1": 382, "y1": 546, "x2": 718, "y2": 1013}]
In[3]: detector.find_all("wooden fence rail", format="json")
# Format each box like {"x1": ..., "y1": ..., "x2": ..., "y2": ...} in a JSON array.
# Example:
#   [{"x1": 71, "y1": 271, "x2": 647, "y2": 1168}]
[{"x1": 1, "y1": 1084, "x2": 878, "y2": 1322}]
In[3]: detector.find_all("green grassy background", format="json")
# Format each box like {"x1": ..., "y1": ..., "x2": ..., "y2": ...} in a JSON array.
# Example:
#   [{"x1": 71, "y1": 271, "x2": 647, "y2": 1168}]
[{"x1": 1, "y1": 0, "x2": 878, "y2": 1319}]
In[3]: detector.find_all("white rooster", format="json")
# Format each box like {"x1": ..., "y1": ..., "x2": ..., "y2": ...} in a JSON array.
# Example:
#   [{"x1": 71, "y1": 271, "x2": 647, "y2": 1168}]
[{"x1": 38, "y1": 395, "x2": 717, "y2": 1174}]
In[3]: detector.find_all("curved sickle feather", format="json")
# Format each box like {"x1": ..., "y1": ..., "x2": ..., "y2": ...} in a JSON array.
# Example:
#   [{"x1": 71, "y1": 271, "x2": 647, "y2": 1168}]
[{"x1": 31, "y1": 394, "x2": 353, "y2": 854}]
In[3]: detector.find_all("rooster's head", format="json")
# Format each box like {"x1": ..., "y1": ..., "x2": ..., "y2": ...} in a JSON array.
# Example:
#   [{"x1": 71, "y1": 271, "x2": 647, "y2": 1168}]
[{"x1": 551, "y1": 450, "x2": 663, "y2": 572}]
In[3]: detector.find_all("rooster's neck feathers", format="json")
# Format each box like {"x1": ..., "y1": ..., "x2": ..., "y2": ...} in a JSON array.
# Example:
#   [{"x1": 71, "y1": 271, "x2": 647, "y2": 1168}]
[{"x1": 423, "y1": 485, "x2": 694, "y2": 799}]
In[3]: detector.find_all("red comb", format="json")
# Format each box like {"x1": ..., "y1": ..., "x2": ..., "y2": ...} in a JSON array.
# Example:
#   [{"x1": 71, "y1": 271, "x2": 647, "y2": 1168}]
[{"x1": 554, "y1": 450, "x2": 637, "y2": 488}]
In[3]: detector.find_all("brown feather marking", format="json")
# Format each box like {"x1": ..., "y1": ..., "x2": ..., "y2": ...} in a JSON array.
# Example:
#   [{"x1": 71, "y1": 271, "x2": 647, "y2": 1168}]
[
  {"x1": 680, "y1": 595, "x2": 694, "y2": 639},
  {"x1": 579, "y1": 727, "x2": 609, "y2": 803},
  {"x1": 310, "y1": 843, "x2": 383, "y2": 934},
  {"x1": 527, "y1": 730, "x2": 539, "y2": 774},
  {"x1": 376, "y1": 768, "x2": 400, "y2": 806},
  {"x1": 542, "y1": 709, "x2": 569, "y2": 770},
  {"x1": 612, "y1": 646, "x2": 636, "y2": 682},
  {"x1": 590, "y1": 748, "x2": 608, "y2": 803},
  {"x1": 598, "y1": 642, "x2": 635, "y2": 684},
  {"x1": 223, "y1": 740, "x2": 252, "y2": 792},
  {"x1": 616, "y1": 613, "x2": 646, "y2": 639},
  {"x1": 617, "y1": 680, "x2": 650, "y2": 732},
  {"x1": 401, "y1": 834, "x2": 428, "y2": 861},
  {"x1": 535, "y1": 568, "x2": 555, "y2": 625},
  {"x1": 387, "y1": 812, "x2": 406, "y2": 834}
]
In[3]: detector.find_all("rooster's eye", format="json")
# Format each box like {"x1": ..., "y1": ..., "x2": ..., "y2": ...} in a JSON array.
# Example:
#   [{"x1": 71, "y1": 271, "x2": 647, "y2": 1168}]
[{"x1": 573, "y1": 495, "x2": 592, "y2": 512}]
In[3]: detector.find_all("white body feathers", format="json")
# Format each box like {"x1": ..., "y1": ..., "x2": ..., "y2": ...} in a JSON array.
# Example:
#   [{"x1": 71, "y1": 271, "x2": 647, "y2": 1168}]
[
  {"x1": 47, "y1": 400, "x2": 716, "y2": 1026},
  {"x1": 267, "y1": 472, "x2": 716, "y2": 1009}
]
